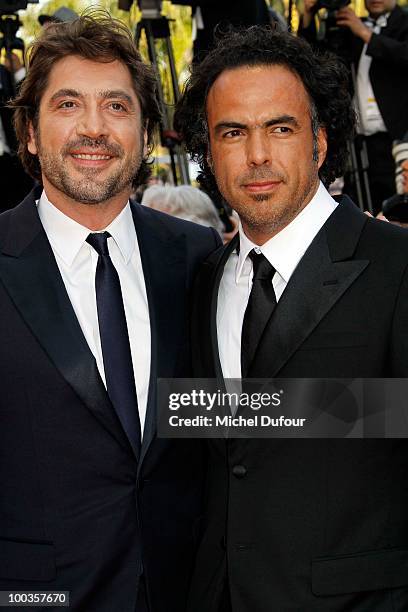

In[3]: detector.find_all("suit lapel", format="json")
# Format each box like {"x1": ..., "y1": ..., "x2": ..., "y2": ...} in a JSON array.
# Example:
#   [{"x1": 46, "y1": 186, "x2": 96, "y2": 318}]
[
  {"x1": 207, "y1": 234, "x2": 239, "y2": 384},
  {"x1": 0, "y1": 191, "x2": 134, "y2": 455},
  {"x1": 248, "y1": 197, "x2": 369, "y2": 377},
  {"x1": 130, "y1": 204, "x2": 188, "y2": 465}
]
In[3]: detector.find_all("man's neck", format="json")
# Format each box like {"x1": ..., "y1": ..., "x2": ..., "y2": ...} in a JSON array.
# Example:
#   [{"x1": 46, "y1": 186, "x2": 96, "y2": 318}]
[{"x1": 42, "y1": 181, "x2": 131, "y2": 231}]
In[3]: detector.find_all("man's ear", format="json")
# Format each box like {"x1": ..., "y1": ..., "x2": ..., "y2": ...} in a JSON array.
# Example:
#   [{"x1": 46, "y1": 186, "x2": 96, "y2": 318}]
[
  {"x1": 27, "y1": 121, "x2": 38, "y2": 155},
  {"x1": 317, "y1": 127, "x2": 327, "y2": 169}
]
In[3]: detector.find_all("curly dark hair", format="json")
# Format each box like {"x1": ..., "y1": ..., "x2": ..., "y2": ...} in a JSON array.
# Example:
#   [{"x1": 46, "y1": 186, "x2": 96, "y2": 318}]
[
  {"x1": 10, "y1": 11, "x2": 161, "y2": 187},
  {"x1": 174, "y1": 26, "x2": 355, "y2": 196}
]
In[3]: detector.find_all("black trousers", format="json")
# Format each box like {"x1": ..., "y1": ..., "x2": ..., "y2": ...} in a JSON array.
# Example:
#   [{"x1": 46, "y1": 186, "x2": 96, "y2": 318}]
[{"x1": 344, "y1": 132, "x2": 396, "y2": 216}]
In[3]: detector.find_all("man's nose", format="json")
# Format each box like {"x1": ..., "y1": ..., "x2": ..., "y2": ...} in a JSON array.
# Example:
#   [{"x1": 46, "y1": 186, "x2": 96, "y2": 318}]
[
  {"x1": 246, "y1": 130, "x2": 271, "y2": 166},
  {"x1": 76, "y1": 105, "x2": 109, "y2": 139}
]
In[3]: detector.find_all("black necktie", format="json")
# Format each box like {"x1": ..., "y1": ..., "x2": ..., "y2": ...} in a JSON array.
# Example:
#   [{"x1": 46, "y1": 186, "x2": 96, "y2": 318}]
[
  {"x1": 241, "y1": 250, "x2": 277, "y2": 378},
  {"x1": 86, "y1": 232, "x2": 141, "y2": 457}
]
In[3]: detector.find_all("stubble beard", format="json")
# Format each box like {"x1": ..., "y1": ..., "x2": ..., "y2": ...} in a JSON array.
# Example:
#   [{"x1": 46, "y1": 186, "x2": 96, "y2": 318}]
[
  {"x1": 221, "y1": 167, "x2": 319, "y2": 238},
  {"x1": 36, "y1": 133, "x2": 142, "y2": 205}
]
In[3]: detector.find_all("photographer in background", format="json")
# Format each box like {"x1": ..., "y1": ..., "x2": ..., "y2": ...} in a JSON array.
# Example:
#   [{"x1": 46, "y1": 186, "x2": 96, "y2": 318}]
[
  {"x1": 175, "y1": 0, "x2": 271, "y2": 60},
  {"x1": 299, "y1": 0, "x2": 408, "y2": 214}
]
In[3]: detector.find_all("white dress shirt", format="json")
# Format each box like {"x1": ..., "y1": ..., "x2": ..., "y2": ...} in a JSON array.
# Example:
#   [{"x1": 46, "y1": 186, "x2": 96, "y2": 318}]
[
  {"x1": 37, "y1": 191, "x2": 151, "y2": 435},
  {"x1": 217, "y1": 182, "x2": 338, "y2": 379},
  {"x1": 355, "y1": 14, "x2": 389, "y2": 136}
]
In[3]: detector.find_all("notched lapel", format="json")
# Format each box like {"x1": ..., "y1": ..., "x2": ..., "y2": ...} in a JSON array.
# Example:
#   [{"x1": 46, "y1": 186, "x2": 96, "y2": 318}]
[
  {"x1": 131, "y1": 204, "x2": 189, "y2": 463},
  {"x1": 209, "y1": 235, "x2": 238, "y2": 384},
  {"x1": 248, "y1": 201, "x2": 369, "y2": 377},
  {"x1": 0, "y1": 195, "x2": 133, "y2": 455}
]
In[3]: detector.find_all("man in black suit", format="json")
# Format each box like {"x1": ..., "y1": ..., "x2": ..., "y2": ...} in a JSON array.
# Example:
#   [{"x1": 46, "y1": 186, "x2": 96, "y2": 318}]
[
  {"x1": 0, "y1": 14, "x2": 220, "y2": 612},
  {"x1": 175, "y1": 27, "x2": 408, "y2": 611},
  {"x1": 300, "y1": 0, "x2": 408, "y2": 214}
]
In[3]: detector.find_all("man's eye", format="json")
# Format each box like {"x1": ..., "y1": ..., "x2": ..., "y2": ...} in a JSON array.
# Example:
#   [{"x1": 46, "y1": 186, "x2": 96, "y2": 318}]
[
  {"x1": 59, "y1": 101, "x2": 76, "y2": 109},
  {"x1": 273, "y1": 126, "x2": 292, "y2": 134},
  {"x1": 110, "y1": 102, "x2": 126, "y2": 111},
  {"x1": 224, "y1": 130, "x2": 243, "y2": 138}
]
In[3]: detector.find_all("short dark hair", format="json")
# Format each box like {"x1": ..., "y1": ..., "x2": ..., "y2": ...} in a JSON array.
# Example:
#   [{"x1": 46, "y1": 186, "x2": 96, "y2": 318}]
[
  {"x1": 11, "y1": 11, "x2": 161, "y2": 186},
  {"x1": 174, "y1": 26, "x2": 355, "y2": 197}
]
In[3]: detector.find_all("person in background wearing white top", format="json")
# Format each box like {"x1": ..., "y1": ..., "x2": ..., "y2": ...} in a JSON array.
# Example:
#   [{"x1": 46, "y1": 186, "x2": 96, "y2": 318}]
[
  {"x1": 1, "y1": 13, "x2": 220, "y2": 612},
  {"x1": 299, "y1": 0, "x2": 408, "y2": 214},
  {"x1": 175, "y1": 26, "x2": 408, "y2": 612}
]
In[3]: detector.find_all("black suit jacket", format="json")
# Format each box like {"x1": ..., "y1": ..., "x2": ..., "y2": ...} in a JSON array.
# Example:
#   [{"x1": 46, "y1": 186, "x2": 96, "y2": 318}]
[
  {"x1": 189, "y1": 197, "x2": 408, "y2": 611},
  {"x1": 0, "y1": 188, "x2": 220, "y2": 612}
]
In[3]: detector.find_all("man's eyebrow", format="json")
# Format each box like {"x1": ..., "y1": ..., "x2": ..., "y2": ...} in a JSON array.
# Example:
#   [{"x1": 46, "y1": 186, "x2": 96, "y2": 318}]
[
  {"x1": 48, "y1": 89, "x2": 82, "y2": 103},
  {"x1": 98, "y1": 90, "x2": 135, "y2": 106},
  {"x1": 48, "y1": 89, "x2": 135, "y2": 107},
  {"x1": 264, "y1": 115, "x2": 300, "y2": 129},
  {"x1": 214, "y1": 115, "x2": 300, "y2": 132}
]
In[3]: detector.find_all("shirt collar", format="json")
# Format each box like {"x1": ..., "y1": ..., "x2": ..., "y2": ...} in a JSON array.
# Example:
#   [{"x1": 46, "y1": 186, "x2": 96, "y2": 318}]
[
  {"x1": 366, "y1": 12, "x2": 389, "y2": 27},
  {"x1": 37, "y1": 190, "x2": 135, "y2": 267},
  {"x1": 235, "y1": 182, "x2": 338, "y2": 284}
]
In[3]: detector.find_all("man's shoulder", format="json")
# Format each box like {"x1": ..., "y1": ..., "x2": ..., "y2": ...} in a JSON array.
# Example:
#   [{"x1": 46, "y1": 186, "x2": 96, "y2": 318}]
[
  {"x1": 0, "y1": 189, "x2": 38, "y2": 247},
  {"x1": 360, "y1": 215, "x2": 408, "y2": 274},
  {"x1": 330, "y1": 196, "x2": 408, "y2": 263},
  {"x1": 387, "y1": 5, "x2": 408, "y2": 31},
  {"x1": 364, "y1": 214, "x2": 408, "y2": 247}
]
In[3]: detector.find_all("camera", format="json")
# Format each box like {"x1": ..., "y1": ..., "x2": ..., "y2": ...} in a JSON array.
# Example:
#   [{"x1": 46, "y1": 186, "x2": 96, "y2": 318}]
[{"x1": 317, "y1": 0, "x2": 349, "y2": 11}]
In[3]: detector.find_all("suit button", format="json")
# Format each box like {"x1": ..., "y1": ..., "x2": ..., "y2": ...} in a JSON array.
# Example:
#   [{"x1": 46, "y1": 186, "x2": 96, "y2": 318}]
[{"x1": 232, "y1": 465, "x2": 247, "y2": 479}]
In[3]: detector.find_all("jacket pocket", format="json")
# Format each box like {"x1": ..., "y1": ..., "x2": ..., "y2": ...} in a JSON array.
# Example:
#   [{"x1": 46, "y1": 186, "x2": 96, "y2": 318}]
[
  {"x1": 312, "y1": 548, "x2": 408, "y2": 596},
  {"x1": 0, "y1": 537, "x2": 56, "y2": 581}
]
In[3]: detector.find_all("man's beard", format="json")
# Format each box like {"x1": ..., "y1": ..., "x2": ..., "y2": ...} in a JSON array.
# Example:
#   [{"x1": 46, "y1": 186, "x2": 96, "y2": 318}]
[
  {"x1": 219, "y1": 166, "x2": 318, "y2": 236},
  {"x1": 36, "y1": 134, "x2": 142, "y2": 205}
]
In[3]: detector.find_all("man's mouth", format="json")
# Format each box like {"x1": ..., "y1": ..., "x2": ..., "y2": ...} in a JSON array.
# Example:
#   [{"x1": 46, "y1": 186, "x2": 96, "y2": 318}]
[
  {"x1": 68, "y1": 150, "x2": 116, "y2": 166},
  {"x1": 71, "y1": 153, "x2": 113, "y2": 160},
  {"x1": 243, "y1": 181, "x2": 281, "y2": 192}
]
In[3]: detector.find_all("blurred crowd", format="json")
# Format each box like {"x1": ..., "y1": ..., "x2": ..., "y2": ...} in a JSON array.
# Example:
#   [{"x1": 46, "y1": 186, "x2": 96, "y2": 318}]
[{"x1": 1, "y1": 0, "x2": 407, "y2": 225}]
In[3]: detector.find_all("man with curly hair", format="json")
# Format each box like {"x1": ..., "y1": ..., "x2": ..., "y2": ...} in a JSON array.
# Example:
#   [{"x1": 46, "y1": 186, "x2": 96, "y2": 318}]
[
  {"x1": 0, "y1": 13, "x2": 220, "y2": 612},
  {"x1": 175, "y1": 27, "x2": 408, "y2": 611}
]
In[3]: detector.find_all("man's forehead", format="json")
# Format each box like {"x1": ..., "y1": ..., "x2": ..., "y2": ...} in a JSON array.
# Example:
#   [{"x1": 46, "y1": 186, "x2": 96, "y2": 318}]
[
  {"x1": 44, "y1": 55, "x2": 137, "y2": 97},
  {"x1": 206, "y1": 64, "x2": 310, "y2": 121}
]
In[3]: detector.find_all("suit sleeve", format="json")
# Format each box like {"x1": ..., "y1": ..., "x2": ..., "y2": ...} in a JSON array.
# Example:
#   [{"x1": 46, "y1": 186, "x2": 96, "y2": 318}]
[
  {"x1": 389, "y1": 262, "x2": 408, "y2": 376},
  {"x1": 366, "y1": 30, "x2": 408, "y2": 67}
]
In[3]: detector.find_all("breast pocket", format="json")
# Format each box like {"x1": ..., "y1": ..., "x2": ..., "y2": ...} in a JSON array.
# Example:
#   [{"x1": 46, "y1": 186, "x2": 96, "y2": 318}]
[{"x1": 312, "y1": 548, "x2": 408, "y2": 596}]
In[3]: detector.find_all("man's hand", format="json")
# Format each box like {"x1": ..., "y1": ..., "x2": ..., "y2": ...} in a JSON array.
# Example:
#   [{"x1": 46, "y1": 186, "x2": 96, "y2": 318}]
[
  {"x1": 301, "y1": 0, "x2": 319, "y2": 28},
  {"x1": 402, "y1": 160, "x2": 408, "y2": 194},
  {"x1": 336, "y1": 7, "x2": 372, "y2": 43},
  {"x1": 4, "y1": 52, "x2": 23, "y2": 73}
]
